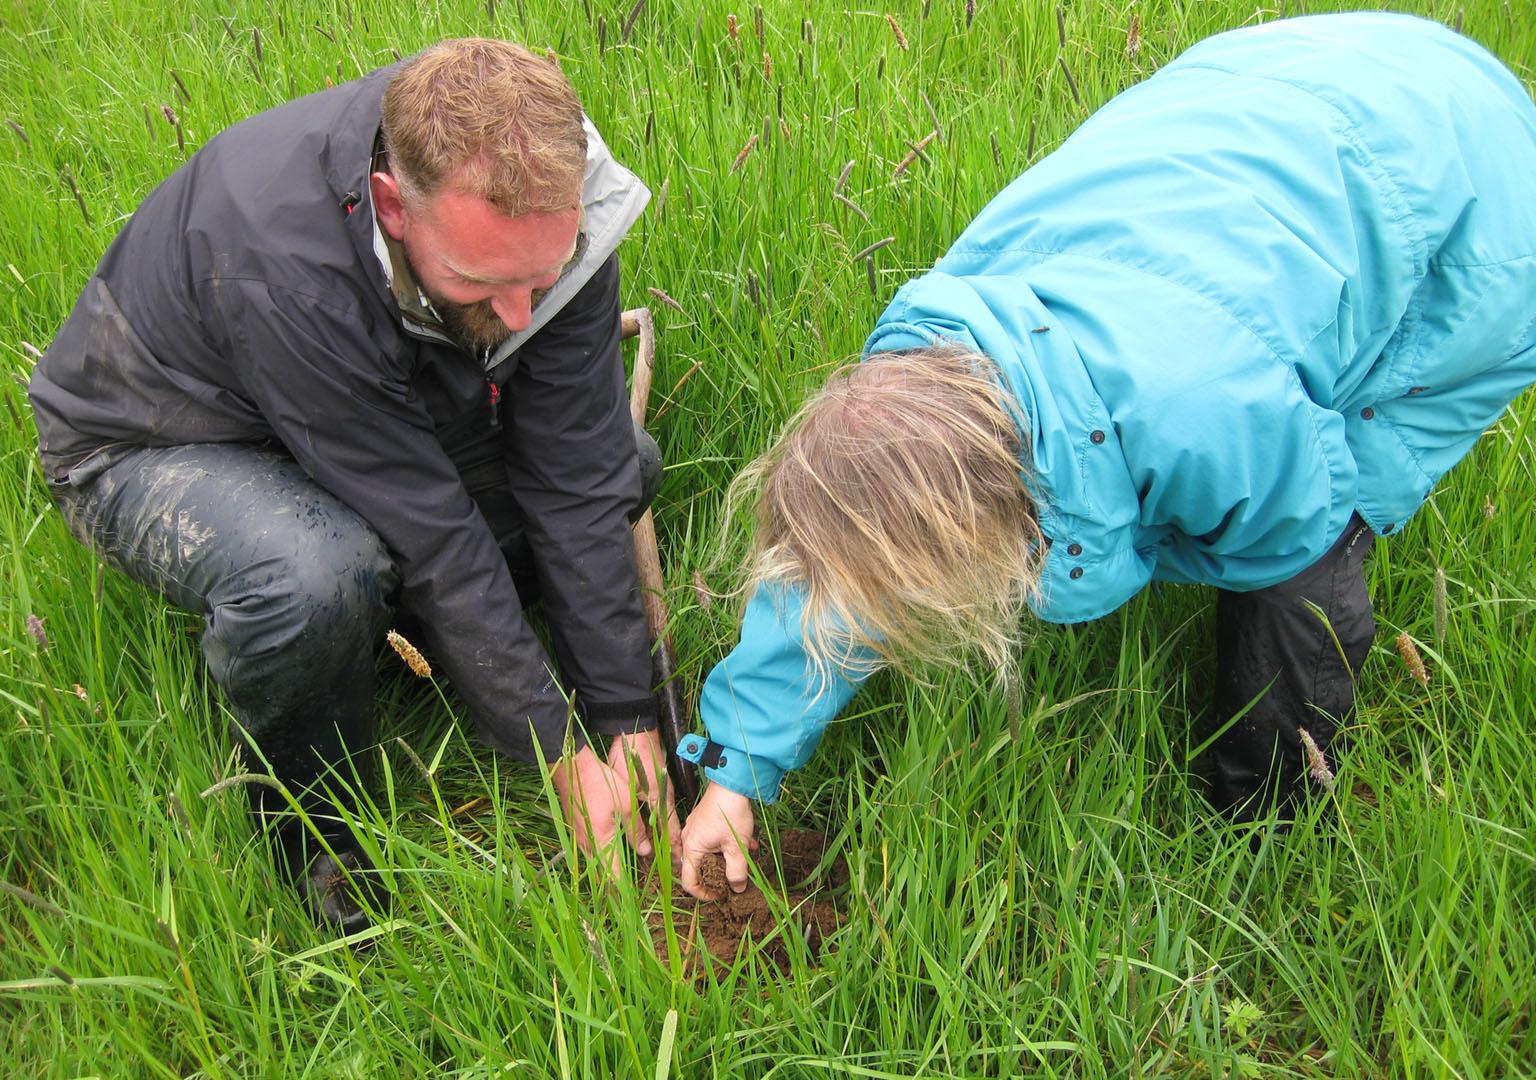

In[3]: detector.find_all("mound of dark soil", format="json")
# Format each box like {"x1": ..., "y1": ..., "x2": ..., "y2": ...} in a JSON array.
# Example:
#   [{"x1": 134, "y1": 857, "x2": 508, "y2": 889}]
[{"x1": 643, "y1": 828, "x2": 847, "y2": 974}]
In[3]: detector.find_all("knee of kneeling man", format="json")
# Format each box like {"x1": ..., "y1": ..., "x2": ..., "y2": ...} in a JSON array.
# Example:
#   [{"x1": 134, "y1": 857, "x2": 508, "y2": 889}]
[{"x1": 281, "y1": 521, "x2": 399, "y2": 634}]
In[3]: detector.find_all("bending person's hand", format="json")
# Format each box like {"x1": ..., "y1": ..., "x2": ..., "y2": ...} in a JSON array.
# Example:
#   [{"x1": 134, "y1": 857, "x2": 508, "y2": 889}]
[{"x1": 679, "y1": 782, "x2": 757, "y2": 899}]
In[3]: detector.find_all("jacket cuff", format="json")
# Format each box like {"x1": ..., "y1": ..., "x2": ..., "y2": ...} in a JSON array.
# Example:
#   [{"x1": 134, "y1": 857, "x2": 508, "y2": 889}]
[
  {"x1": 674, "y1": 735, "x2": 785, "y2": 803},
  {"x1": 581, "y1": 695, "x2": 659, "y2": 738}
]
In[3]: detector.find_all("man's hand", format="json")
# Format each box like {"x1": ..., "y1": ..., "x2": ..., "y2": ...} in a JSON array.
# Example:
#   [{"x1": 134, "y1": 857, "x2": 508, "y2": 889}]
[
  {"x1": 605, "y1": 728, "x2": 681, "y2": 863},
  {"x1": 549, "y1": 729, "x2": 681, "y2": 877},
  {"x1": 679, "y1": 782, "x2": 757, "y2": 900}
]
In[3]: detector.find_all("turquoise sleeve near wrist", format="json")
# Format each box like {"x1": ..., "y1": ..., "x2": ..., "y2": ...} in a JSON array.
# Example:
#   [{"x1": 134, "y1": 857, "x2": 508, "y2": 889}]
[{"x1": 680, "y1": 582, "x2": 870, "y2": 803}]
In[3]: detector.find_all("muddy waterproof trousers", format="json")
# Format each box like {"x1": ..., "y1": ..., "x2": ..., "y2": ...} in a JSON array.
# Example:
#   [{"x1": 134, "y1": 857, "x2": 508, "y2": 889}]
[
  {"x1": 51, "y1": 432, "x2": 662, "y2": 848},
  {"x1": 1204, "y1": 515, "x2": 1376, "y2": 822}
]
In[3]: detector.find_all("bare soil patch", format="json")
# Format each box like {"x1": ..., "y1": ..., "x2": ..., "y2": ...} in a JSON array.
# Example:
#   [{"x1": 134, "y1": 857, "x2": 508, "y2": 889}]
[{"x1": 642, "y1": 828, "x2": 848, "y2": 974}]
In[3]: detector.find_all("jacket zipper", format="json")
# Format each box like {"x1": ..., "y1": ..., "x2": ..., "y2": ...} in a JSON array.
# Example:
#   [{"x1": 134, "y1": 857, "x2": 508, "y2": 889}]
[{"x1": 486, "y1": 375, "x2": 501, "y2": 430}]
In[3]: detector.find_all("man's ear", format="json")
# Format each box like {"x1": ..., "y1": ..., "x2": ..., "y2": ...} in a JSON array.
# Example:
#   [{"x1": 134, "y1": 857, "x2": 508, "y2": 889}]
[{"x1": 370, "y1": 171, "x2": 408, "y2": 240}]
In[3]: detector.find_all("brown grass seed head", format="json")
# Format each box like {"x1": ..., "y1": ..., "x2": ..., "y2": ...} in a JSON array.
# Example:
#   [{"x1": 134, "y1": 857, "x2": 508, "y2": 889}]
[
  {"x1": 387, "y1": 629, "x2": 433, "y2": 678},
  {"x1": 1395, "y1": 631, "x2": 1430, "y2": 687}
]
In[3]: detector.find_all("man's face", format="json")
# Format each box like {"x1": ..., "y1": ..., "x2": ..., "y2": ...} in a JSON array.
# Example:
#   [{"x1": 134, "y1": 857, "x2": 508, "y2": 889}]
[{"x1": 378, "y1": 182, "x2": 581, "y2": 353}]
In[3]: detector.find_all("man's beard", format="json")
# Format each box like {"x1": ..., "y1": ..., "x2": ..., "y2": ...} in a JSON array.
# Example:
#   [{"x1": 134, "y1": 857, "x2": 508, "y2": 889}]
[
  {"x1": 420, "y1": 282, "x2": 554, "y2": 356},
  {"x1": 431, "y1": 293, "x2": 513, "y2": 355},
  {"x1": 399, "y1": 243, "x2": 517, "y2": 355}
]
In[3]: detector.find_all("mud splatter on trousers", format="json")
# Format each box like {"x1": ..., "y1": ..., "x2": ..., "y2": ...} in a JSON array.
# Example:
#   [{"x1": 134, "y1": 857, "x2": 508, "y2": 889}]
[
  {"x1": 48, "y1": 433, "x2": 663, "y2": 850},
  {"x1": 52, "y1": 442, "x2": 398, "y2": 845}
]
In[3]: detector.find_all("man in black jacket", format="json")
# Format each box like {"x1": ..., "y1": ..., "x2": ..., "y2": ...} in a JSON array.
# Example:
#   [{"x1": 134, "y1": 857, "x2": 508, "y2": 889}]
[{"x1": 28, "y1": 39, "x2": 676, "y2": 928}]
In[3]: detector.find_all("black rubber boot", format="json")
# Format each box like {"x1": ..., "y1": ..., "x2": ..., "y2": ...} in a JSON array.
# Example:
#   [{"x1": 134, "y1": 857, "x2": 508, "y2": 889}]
[
  {"x1": 297, "y1": 845, "x2": 388, "y2": 935},
  {"x1": 1201, "y1": 515, "x2": 1376, "y2": 824},
  {"x1": 254, "y1": 782, "x2": 390, "y2": 936}
]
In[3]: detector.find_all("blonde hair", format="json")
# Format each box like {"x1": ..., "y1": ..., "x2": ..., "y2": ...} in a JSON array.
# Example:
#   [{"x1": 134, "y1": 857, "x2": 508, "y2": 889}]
[
  {"x1": 732, "y1": 346, "x2": 1045, "y2": 684},
  {"x1": 381, "y1": 39, "x2": 587, "y2": 216}
]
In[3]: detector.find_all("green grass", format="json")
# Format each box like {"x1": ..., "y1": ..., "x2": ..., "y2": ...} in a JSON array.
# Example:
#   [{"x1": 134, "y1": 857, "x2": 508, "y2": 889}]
[{"x1": 3, "y1": 0, "x2": 1535, "y2": 1075}]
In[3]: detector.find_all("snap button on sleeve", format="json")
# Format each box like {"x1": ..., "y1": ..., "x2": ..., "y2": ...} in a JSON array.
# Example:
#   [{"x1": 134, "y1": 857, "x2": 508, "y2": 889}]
[
  {"x1": 1361, "y1": 407, "x2": 1375, "y2": 420},
  {"x1": 1067, "y1": 543, "x2": 1082, "y2": 556},
  {"x1": 1090, "y1": 430, "x2": 1106, "y2": 444},
  {"x1": 1069, "y1": 567, "x2": 1084, "y2": 580}
]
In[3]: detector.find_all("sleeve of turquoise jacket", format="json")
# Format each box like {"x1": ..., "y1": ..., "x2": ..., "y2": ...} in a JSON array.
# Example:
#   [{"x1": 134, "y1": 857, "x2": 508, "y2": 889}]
[{"x1": 677, "y1": 582, "x2": 870, "y2": 802}]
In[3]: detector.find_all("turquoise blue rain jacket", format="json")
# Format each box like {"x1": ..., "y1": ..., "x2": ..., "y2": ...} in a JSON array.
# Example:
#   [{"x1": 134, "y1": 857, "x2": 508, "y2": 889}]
[{"x1": 679, "y1": 13, "x2": 1536, "y2": 801}]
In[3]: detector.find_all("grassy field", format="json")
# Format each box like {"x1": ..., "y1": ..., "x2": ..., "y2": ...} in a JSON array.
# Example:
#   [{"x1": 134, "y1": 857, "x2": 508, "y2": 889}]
[{"x1": 3, "y1": 0, "x2": 1535, "y2": 1075}]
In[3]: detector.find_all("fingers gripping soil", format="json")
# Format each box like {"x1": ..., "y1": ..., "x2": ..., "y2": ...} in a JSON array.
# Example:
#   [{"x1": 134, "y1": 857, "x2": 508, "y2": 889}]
[{"x1": 641, "y1": 829, "x2": 847, "y2": 974}]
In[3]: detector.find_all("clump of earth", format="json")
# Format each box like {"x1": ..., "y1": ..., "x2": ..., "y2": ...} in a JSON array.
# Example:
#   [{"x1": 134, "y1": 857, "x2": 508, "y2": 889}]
[{"x1": 640, "y1": 828, "x2": 847, "y2": 974}]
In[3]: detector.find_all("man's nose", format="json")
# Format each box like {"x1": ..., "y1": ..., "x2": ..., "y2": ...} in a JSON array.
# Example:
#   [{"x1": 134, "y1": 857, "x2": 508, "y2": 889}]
[{"x1": 490, "y1": 287, "x2": 534, "y2": 332}]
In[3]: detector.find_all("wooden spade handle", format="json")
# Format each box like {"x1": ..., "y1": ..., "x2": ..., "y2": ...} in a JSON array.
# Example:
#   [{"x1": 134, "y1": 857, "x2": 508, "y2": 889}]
[{"x1": 620, "y1": 307, "x2": 700, "y2": 813}]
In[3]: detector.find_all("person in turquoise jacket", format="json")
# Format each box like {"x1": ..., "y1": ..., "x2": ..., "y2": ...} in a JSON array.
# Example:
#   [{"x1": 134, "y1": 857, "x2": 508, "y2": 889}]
[{"x1": 677, "y1": 12, "x2": 1536, "y2": 897}]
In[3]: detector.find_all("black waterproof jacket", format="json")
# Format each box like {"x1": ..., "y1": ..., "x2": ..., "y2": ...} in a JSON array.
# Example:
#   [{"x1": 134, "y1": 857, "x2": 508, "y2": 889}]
[{"x1": 28, "y1": 65, "x2": 657, "y2": 762}]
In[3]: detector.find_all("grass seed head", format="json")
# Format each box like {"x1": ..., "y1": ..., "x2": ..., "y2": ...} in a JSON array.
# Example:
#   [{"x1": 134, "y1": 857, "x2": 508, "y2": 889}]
[
  {"x1": 1056, "y1": 54, "x2": 1082, "y2": 107},
  {"x1": 886, "y1": 14, "x2": 909, "y2": 51},
  {"x1": 647, "y1": 286, "x2": 684, "y2": 313},
  {"x1": 893, "y1": 133, "x2": 934, "y2": 178},
  {"x1": 1127, "y1": 13, "x2": 1142, "y2": 58},
  {"x1": 25, "y1": 613, "x2": 46, "y2": 650},
  {"x1": 834, "y1": 159, "x2": 854, "y2": 193},
  {"x1": 852, "y1": 236, "x2": 894, "y2": 261},
  {"x1": 1396, "y1": 631, "x2": 1430, "y2": 687},
  {"x1": 387, "y1": 629, "x2": 433, "y2": 678},
  {"x1": 621, "y1": 0, "x2": 646, "y2": 44},
  {"x1": 1297, "y1": 727, "x2": 1336, "y2": 794},
  {"x1": 731, "y1": 132, "x2": 759, "y2": 172},
  {"x1": 834, "y1": 191, "x2": 870, "y2": 222}
]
